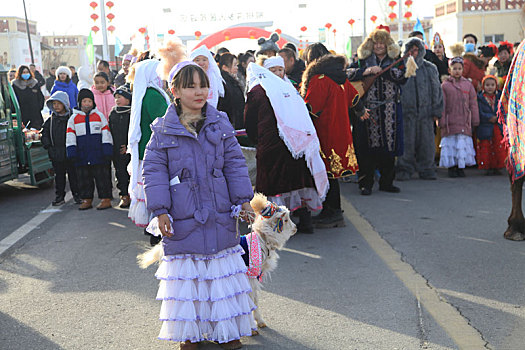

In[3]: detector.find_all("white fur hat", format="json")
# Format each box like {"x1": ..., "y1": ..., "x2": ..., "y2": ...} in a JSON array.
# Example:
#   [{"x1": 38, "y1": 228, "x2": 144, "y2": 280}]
[{"x1": 55, "y1": 66, "x2": 72, "y2": 79}]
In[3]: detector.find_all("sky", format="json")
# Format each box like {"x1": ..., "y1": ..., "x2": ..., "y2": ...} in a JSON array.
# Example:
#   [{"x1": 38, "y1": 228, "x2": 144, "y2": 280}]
[{"x1": 4, "y1": 0, "x2": 438, "y2": 52}]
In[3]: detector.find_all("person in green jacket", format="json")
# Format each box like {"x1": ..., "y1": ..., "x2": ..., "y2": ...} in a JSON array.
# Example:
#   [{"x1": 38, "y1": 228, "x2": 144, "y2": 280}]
[{"x1": 128, "y1": 59, "x2": 170, "y2": 235}]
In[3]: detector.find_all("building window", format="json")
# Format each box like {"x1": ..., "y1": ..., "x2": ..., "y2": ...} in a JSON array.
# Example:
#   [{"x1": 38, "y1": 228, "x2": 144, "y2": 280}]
[
  {"x1": 436, "y1": 5, "x2": 445, "y2": 16},
  {"x1": 447, "y1": 2, "x2": 457, "y2": 13},
  {"x1": 0, "y1": 20, "x2": 8, "y2": 33},
  {"x1": 484, "y1": 34, "x2": 504, "y2": 43},
  {"x1": 463, "y1": 0, "x2": 500, "y2": 11},
  {"x1": 506, "y1": 0, "x2": 525, "y2": 8}
]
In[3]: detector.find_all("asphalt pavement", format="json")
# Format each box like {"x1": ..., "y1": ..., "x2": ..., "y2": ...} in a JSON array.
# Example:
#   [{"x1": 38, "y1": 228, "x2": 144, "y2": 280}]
[{"x1": 0, "y1": 167, "x2": 523, "y2": 349}]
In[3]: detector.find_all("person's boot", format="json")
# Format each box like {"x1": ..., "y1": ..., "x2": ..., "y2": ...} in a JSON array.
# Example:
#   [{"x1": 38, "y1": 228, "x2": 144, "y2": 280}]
[
  {"x1": 312, "y1": 206, "x2": 331, "y2": 223},
  {"x1": 315, "y1": 207, "x2": 345, "y2": 229},
  {"x1": 73, "y1": 193, "x2": 82, "y2": 204},
  {"x1": 457, "y1": 168, "x2": 466, "y2": 177},
  {"x1": 52, "y1": 195, "x2": 65, "y2": 206},
  {"x1": 119, "y1": 195, "x2": 131, "y2": 208},
  {"x1": 296, "y1": 208, "x2": 314, "y2": 234},
  {"x1": 79, "y1": 199, "x2": 93, "y2": 210},
  {"x1": 219, "y1": 339, "x2": 242, "y2": 350},
  {"x1": 96, "y1": 198, "x2": 112, "y2": 210},
  {"x1": 379, "y1": 184, "x2": 401, "y2": 193},
  {"x1": 448, "y1": 167, "x2": 459, "y2": 178},
  {"x1": 179, "y1": 341, "x2": 199, "y2": 350}
]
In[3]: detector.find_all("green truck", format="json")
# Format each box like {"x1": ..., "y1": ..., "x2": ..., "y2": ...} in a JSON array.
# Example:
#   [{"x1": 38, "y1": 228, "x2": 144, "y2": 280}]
[{"x1": 0, "y1": 71, "x2": 54, "y2": 187}]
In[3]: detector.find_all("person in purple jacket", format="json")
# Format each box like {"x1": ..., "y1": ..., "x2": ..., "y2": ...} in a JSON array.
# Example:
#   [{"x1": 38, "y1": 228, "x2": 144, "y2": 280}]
[{"x1": 142, "y1": 62, "x2": 255, "y2": 350}]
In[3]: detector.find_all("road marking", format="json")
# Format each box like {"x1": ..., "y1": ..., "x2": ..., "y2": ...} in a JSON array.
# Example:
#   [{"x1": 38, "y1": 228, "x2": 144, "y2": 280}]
[
  {"x1": 281, "y1": 247, "x2": 322, "y2": 259},
  {"x1": 457, "y1": 235, "x2": 496, "y2": 244},
  {"x1": 0, "y1": 192, "x2": 71, "y2": 257},
  {"x1": 341, "y1": 197, "x2": 490, "y2": 350}
]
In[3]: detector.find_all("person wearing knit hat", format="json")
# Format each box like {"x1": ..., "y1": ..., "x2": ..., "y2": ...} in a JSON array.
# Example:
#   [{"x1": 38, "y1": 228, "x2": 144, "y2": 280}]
[
  {"x1": 495, "y1": 41, "x2": 514, "y2": 87},
  {"x1": 66, "y1": 88, "x2": 114, "y2": 210},
  {"x1": 256, "y1": 33, "x2": 280, "y2": 56},
  {"x1": 109, "y1": 83, "x2": 132, "y2": 208},
  {"x1": 51, "y1": 65, "x2": 79, "y2": 109},
  {"x1": 476, "y1": 75, "x2": 505, "y2": 175}
]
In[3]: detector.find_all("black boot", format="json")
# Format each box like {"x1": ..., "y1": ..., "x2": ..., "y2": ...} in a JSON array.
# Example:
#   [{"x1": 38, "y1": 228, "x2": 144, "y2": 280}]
[
  {"x1": 73, "y1": 193, "x2": 82, "y2": 204},
  {"x1": 52, "y1": 195, "x2": 65, "y2": 206},
  {"x1": 457, "y1": 168, "x2": 466, "y2": 177},
  {"x1": 315, "y1": 207, "x2": 345, "y2": 229},
  {"x1": 296, "y1": 208, "x2": 314, "y2": 234},
  {"x1": 448, "y1": 166, "x2": 459, "y2": 178},
  {"x1": 312, "y1": 206, "x2": 331, "y2": 223}
]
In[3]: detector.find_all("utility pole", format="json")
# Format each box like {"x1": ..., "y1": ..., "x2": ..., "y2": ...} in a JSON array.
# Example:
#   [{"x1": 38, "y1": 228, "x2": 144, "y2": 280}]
[
  {"x1": 22, "y1": 0, "x2": 34, "y2": 64},
  {"x1": 398, "y1": 1, "x2": 403, "y2": 41},
  {"x1": 99, "y1": 0, "x2": 110, "y2": 61},
  {"x1": 363, "y1": 0, "x2": 367, "y2": 40}
]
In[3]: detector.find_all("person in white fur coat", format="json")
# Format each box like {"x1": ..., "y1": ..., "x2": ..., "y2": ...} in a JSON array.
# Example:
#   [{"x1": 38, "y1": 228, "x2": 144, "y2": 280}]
[{"x1": 77, "y1": 66, "x2": 93, "y2": 91}]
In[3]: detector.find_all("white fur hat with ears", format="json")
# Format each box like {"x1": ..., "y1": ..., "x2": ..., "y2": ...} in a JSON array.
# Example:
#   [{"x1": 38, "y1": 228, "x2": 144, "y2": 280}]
[{"x1": 55, "y1": 66, "x2": 72, "y2": 79}]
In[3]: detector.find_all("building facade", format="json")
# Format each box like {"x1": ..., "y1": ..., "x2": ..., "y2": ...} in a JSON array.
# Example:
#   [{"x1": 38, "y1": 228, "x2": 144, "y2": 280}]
[
  {"x1": 0, "y1": 16, "x2": 42, "y2": 70},
  {"x1": 41, "y1": 35, "x2": 88, "y2": 70},
  {"x1": 434, "y1": 0, "x2": 524, "y2": 48}
]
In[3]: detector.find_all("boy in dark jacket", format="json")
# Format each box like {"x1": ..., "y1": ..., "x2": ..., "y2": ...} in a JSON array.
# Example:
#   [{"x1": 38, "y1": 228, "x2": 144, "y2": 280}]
[
  {"x1": 41, "y1": 91, "x2": 80, "y2": 205},
  {"x1": 66, "y1": 89, "x2": 114, "y2": 210},
  {"x1": 108, "y1": 84, "x2": 132, "y2": 208}
]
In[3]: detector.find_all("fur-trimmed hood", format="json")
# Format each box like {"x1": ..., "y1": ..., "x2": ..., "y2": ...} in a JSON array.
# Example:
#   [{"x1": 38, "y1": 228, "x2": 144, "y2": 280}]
[
  {"x1": 463, "y1": 52, "x2": 486, "y2": 69},
  {"x1": 403, "y1": 37, "x2": 426, "y2": 65},
  {"x1": 357, "y1": 28, "x2": 400, "y2": 60},
  {"x1": 301, "y1": 54, "x2": 347, "y2": 96}
]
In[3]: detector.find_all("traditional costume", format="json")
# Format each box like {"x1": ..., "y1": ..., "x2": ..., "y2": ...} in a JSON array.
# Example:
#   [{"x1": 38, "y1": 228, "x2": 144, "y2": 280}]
[
  {"x1": 128, "y1": 59, "x2": 170, "y2": 228},
  {"x1": 189, "y1": 46, "x2": 224, "y2": 108},
  {"x1": 244, "y1": 57, "x2": 328, "y2": 231}
]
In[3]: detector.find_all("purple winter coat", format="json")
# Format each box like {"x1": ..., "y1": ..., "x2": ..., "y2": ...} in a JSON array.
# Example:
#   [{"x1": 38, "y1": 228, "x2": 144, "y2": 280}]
[{"x1": 143, "y1": 103, "x2": 253, "y2": 256}]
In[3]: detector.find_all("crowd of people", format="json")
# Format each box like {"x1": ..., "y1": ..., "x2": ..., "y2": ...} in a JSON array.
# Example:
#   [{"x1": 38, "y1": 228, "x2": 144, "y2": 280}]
[{"x1": 6, "y1": 25, "x2": 519, "y2": 349}]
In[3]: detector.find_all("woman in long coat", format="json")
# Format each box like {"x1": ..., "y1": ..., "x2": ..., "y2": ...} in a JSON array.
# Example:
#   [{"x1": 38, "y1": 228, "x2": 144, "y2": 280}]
[
  {"x1": 11, "y1": 65, "x2": 44, "y2": 129},
  {"x1": 347, "y1": 27, "x2": 407, "y2": 195}
]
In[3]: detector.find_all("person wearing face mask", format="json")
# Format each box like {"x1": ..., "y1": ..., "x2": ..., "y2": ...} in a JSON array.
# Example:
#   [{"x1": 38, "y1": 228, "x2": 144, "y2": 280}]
[
  {"x1": 462, "y1": 34, "x2": 497, "y2": 92},
  {"x1": 11, "y1": 65, "x2": 45, "y2": 129}
]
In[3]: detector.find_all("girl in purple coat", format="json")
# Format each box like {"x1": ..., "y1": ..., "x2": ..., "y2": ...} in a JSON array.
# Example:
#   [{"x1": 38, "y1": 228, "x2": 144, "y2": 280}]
[
  {"x1": 143, "y1": 62, "x2": 255, "y2": 350},
  {"x1": 439, "y1": 57, "x2": 480, "y2": 177}
]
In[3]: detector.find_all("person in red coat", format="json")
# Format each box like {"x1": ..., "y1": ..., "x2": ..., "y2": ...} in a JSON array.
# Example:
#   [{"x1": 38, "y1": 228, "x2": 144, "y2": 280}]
[
  {"x1": 302, "y1": 45, "x2": 361, "y2": 228},
  {"x1": 463, "y1": 44, "x2": 497, "y2": 92}
]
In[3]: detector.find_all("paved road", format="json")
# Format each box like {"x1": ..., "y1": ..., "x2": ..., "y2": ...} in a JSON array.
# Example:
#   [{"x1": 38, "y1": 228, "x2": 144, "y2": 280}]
[{"x1": 0, "y1": 168, "x2": 523, "y2": 349}]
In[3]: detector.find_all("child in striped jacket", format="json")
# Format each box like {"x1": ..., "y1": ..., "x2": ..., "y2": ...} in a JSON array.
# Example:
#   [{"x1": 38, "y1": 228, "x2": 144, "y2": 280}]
[{"x1": 66, "y1": 88, "x2": 113, "y2": 210}]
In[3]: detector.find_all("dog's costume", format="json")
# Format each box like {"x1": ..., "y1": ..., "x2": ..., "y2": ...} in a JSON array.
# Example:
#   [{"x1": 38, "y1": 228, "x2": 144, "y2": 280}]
[{"x1": 240, "y1": 233, "x2": 263, "y2": 280}]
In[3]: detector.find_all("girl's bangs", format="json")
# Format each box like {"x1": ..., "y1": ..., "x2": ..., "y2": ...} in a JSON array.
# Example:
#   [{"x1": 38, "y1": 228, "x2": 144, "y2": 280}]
[{"x1": 177, "y1": 66, "x2": 210, "y2": 89}]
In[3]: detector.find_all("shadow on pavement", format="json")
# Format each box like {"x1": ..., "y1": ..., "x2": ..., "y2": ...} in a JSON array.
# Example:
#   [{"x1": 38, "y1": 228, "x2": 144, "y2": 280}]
[{"x1": 0, "y1": 311, "x2": 65, "y2": 350}]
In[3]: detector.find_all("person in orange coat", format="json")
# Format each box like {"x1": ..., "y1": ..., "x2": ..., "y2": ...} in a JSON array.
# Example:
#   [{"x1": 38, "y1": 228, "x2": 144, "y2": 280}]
[{"x1": 302, "y1": 43, "x2": 361, "y2": 228}]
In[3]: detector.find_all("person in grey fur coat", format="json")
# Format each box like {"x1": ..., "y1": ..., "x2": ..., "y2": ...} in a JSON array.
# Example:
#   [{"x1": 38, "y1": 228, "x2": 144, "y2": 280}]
[{"x1": 396, "y1": 37, "x2": 443, "y2": 180}]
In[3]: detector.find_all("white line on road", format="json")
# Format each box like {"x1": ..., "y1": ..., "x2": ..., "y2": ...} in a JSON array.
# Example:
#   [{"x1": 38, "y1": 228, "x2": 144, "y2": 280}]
[
  {"x1": 342, "y1": 197, "x2": 490, "y2": 350},
  {"x1": 0, "y1": 193, "x2": 71, "y2": 257}
]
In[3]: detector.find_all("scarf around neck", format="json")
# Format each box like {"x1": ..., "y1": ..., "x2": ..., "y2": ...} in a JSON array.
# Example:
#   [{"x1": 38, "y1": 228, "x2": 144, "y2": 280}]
[
  {"x1": 12, "y1": 78, "x2": 38, "y2": 90},
  {"x1": 247, "y1": 63, "x2": 329, "y2": 201}
]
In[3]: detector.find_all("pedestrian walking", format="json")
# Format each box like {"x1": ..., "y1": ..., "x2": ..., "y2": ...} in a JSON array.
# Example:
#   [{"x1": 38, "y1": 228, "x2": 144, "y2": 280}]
[
  {"x1": 245, "y1": 56, "x2": 327, "y2": 233},
  {"x1": 50, "y1": 66, "x2": 79, "y2": 109},
  {"x1": 143, "y1": 61, "x2": 255, "y2": 350},
  {"x1": 29, "y1": 63, "x2": 46, "y2": 89},
  {"x1": 396, "y1": 37, "x2": 443, "y2": 181},
  {"x1": 278, "y1": 47, "x2": 305, "y2": 89},
  {"x1": 476, "y1": 75, "x2": 505, "y2": 175},
  {"x1": 217, "y1": 53, "x2": 245, "y2": 129},
  {"x1": 91, "y1": 71, "x2": 115, "y2": 121},
  {"x1": 347, "y1": 27, "x2": 407, "y2": 195},
  {"x1": 109, "y1": 84, "x2": 132, "y2": 208},
  {"x1": 41, "y1": 91, "x2": 80, "y2": 205},
  {"x1": 11, "y1": 65, "x2": 45, "y2": 129},
  {"x1": 69, "y1": 66, "x2": 79, "y2": 86},
  {"x1": 45, "y1": 67, "x2": 56, "y2": 93},
  {"x1": 66, "y1": 89, "x2": 113, "y2": 210},
  {"x1": 302, "y1": 43, "x2": 361, "y2": 227},
  {"x1": 439, "y1": 57, "x2": 479, "y2": 177}
]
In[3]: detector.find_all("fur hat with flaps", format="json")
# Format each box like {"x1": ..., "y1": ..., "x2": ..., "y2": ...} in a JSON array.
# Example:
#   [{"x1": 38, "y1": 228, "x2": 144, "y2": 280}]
[
  {"x1": 357, "y1": 28, "x2": 400, "y2": 60},
  {"x1": 257, "y1": 33, "x2": 280, "y2": 55}
]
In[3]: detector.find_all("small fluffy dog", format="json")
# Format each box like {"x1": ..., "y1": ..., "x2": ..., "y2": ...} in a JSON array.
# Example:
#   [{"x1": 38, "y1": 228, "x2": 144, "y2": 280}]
[{"x1": 137, "y1": 193, "x2": 296, "y2": 331}]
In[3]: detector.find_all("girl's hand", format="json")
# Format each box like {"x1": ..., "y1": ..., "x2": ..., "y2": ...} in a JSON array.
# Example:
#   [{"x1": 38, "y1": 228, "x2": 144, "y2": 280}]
[
  {"x1": 240, "y1": 202, "x2": 254, "y2": 222},
  {"x1": 157, "y1": 214, "x2": 172, "y2": 237},
  {"x1": 360, "y1": 109, "x2": 370, "y2": 120}
]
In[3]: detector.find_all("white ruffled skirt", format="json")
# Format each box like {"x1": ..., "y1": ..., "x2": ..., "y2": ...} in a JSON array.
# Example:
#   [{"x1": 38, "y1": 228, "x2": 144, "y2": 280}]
[
  {"x1": 269, "y1": 187, "x2": 323, "y2": 212},
  {"x1": 128, "y1": 161, "x2": 150, "y2": 228},
  {"x1": 439, "y1": 134, "x2": 476, "y2": 169},
  {"x1": 155, "y1": 245, "x2": 257, "y2": 343}
]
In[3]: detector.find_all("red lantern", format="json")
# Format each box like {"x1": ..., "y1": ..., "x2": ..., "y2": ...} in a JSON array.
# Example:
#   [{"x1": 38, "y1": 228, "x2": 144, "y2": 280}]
[
  {"x1": 275, "y1": 28, "x2": 282, "y2": 35},
  {"x1": 89, "y1": 1, "x2": 98, "y2": 10},
  {"x1": 300, "y1": 26, "x2": 307, "y2": 32},
  {"x1": 325, "y1": 23, "x2": 332, "y2": 29},
  {"x1": 404, "y1": 11, "x2": 412, "y2": 20},
  {"x1": 107, "y1": 25, "x2": 115, "y2": 34},
  {"x1": 389, "y1": 12, "x2": 397, "y2": 21},
  {"x1": 405, "y1": 0, "x2": 413, "y2": 7},
  {"x1": 91, "y1": 26, "x2": 100, "y2": 33},
  {"x1": 224, "y1": 30, "x2": 231, "y2": 40},
  {"x1": 370, "y1": 15, "x2": 378, "y2": 23},
  {"x1": 388, "y1": 1, "x2": 397, "y2": 9},
  {"x1": 106, "y1": 13, "x2": 115, "y2": 22},
  {"x1": 248, "y1": 29, "x2": 256, "y2": 39},
  {"x1": 195, "y1": 31, "x2": 202, "y2": 39},
  {"x1": 348, "y1": 19, "x2": 355, "y2": 26},
  {"x1": 168, "y1": 29, "x2": 175, "y2": 35},
  {"x1": 106, "y1": 1, "x2": 114, "y2": 9},
  {"x1": 90, "y1": 13, "x2": 99, "y2": 22},
  {"x1": 138, "y1": 27, "x2": 146, "y2": 34},
  {"x1": 333, "y1": 29, "x2": 337, "y2": 34}
]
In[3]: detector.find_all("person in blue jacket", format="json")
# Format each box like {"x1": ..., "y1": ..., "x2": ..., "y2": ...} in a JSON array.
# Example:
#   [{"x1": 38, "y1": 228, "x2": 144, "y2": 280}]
[{"x1": 51, "y1": 66, "x2": 79, "y2": 109}]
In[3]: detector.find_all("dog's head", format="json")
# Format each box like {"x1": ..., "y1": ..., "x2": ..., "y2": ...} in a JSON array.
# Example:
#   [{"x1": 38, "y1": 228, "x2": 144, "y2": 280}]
[{"x1": 250, "y1": 193, "x2": 297, "y2": 250}]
